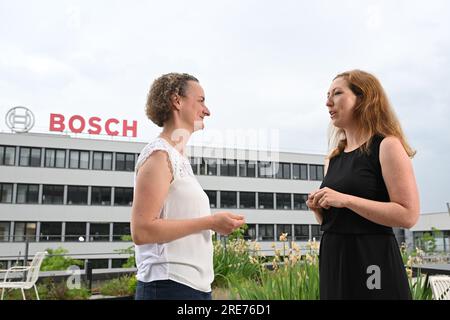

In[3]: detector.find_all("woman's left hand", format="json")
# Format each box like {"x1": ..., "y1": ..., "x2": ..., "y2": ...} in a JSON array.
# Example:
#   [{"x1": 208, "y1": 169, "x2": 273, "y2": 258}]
[{"x1": 311, "y1": 187, "x2": 350, "y2": 210}]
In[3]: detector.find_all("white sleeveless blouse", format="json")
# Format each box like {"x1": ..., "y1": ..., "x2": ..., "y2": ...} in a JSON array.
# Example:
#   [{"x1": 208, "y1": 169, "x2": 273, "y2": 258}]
[{"x1": 133, "y1": 137, "x2": 214, "y2": 292}]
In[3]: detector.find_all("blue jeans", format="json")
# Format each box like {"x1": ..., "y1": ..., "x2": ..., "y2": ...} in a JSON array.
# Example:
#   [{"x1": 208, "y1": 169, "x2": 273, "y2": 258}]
[{"x1": 135, "y1": 280, "x2": 212, "y2": 300}]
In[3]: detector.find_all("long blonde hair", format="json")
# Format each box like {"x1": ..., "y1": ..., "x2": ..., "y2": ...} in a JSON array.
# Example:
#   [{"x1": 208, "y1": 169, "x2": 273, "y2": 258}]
[{"x1": 328, "y1": 70, "x2": 416, "y2": 159}]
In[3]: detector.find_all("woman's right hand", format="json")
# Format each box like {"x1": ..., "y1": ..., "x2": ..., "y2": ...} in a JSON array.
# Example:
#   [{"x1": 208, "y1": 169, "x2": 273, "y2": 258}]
[
  {"x1": 307, "y1": 191, "x2": 324, "y2": 224},
  {"x1": 210, "y1": 212, "x2": 245, "y2": 235}
]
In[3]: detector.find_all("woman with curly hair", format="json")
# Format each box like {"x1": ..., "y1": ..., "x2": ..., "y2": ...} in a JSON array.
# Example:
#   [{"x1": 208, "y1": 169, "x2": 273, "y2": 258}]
[{"x1": 132, "y1": 73, "x2": 245, "y2": 300}]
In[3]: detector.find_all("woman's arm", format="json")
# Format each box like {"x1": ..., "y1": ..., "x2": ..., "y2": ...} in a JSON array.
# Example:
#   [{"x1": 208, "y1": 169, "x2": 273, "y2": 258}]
[
  {"x1": 131, "y1": 151, "x2": 245, "y2": 245},
  {"x1": 306, "y1": 158, "x2": 329, "y2": 225},
  {"x1": 313, "y1": 137, "x2": 420, "y2": 229}
]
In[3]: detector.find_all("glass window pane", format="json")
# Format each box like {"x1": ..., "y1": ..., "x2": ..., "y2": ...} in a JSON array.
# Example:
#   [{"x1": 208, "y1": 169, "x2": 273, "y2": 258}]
[
  {"x1": 56, "y1": 150, "x2": 66, "y2": 168},
  {"x1": 240, "y1": 192, "x2": 255, "y2": 209},
  {"x1": 30, "y1": 148, "x2": 41, "y2": 167},
  {"x1": 79, "y1": 151, "x2": 89, "y2": 169},
  {"x1": 220, "y1": 191, "x2": 237, "y2": 209},
  {"x1": 276, "y1": 193, "x2": 291, "y2": 210},
  {"x1": 65, "y1": 222, "x2": 86, "y2": 242},
  {"x1": 69, "y1": 151, "x2": 79, "y2": 169},
  {"x1": 113, "y1": 223, "x2": 130, "y2": 241},
  {"x1": 67, "y1": 186, "x2": 88, "y2": 205},
  {"x1": 89, "y1": 223, "x2": 110, "y2": 242},
  {"x1": 244, "y1": 224, "x2": 256, "y2": 240},
  {"x1": 206, "y1": 159, "x2": 217, "y2": 176},
  {"x1": 40, "y1": 222, "x2": 62, "y2": 241},
  {"x1": 93, "y1": 152, "x2": 102, "y2": 170},
  {"x1": 0, "y1": 222, "x2": 10, "y2": 242},
  {"x1": 4, "y1": 147, "x2": 15, "y2": 166},
  {"x1": 42, "y1": 185, "x2": 64, "y2": 204},
  {"x1": 45, "y1": 149, "x2": 55, "y2": 167},
  {"x1": 91, "y1": 187, "x2": 111, "y2": 205},
  {"x1": 258, "y1": 192, "x2": 273, "y2": 209},
  {"x1": 293, "y1": 164, "x2": 300, "y2": 179},
  {"x1": 116, "y1": 153, "x2": 125, "y2": 171},
  {"x1": 1, "y1": 184, "x2": 13, "y2": 203},
  {"x1": 205, "y1": 190, "x2": 217, "y2": 208},
  {"x1": 0, "y1": 146, "x2": 3, "y2": 165},
  {"x1": 103, "y1": 153, "x2": 112, "y2": 170},
  {"x1": 294, "y1": 224, "x2": 309, "y2": 241},
  {"x1": 19, "y1": 147, "x2": 30, "y2": 166},
  {"x1": 114, "y1": 188, "x2": 133, "y2": 206},
  {"x1": 258, "y1": 224, "x2": 274, "y2": 241},
  {"x1": 294, "y1": 194, "x2": 308, "y2": 210}
]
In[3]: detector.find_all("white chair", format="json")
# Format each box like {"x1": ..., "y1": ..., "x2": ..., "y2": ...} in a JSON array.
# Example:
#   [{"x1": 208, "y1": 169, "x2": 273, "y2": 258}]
[
  {"x1": 429, "y1": 275, "x2": 450, "y2": 300},
  {"x1": 0, "y1": 251, "x2": 48, "y2": 300}
]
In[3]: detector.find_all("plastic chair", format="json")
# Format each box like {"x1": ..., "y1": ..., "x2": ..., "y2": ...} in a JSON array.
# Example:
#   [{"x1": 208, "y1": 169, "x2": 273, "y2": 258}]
[
  {"x1": 429, "y1": 275, "x2": 450, "y2": 300},
  {"x1": 0, "y1": 251, "x2": 48, "y2": 300}
]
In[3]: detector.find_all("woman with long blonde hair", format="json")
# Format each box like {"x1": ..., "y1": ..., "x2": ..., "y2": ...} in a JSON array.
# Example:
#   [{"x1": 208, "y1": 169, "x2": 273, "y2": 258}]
[{"x1": 307, "y1": 70, "x2": 419, "y2": 299}]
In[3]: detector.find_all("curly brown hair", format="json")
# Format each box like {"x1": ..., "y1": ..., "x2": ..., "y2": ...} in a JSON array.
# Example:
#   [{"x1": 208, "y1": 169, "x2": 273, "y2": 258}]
[{"x1": 145, "y1": 73, "x2": 199, "y2": 127}]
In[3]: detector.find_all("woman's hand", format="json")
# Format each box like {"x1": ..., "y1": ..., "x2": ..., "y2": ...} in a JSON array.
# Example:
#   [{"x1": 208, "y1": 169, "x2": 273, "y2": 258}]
[
  {"x1": 309, "y1": 187, "x2": 350, "y2": 210},
  {"x1": 211, "y1": 212, "x2": 245, "y2": 235}
]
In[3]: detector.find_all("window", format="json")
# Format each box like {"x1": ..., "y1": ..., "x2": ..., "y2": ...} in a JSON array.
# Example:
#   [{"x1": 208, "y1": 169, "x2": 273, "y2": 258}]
[
  {"x1": 14, "y1": 222, "x2": 36, "y2": 242},
  {"x1": 277, "y1": 224, "x2": 292, "y2": 241},
  {"x1": 89, "y1": 223, "x2": 110, "y2": 242},
  {"x1": 91, "y1": 187, "x2": 111, "y2": 206},
  {"x1": 69, "y1": 150, "x2": 89, "y2": 169},
  {"x1": 294, "y1": 224, "x2": 309, "y2": 241},
  {"x1": 113, "y1": 223, "x2": 131, "y2": 241},
  {"x1": 65, "y1": 222, "x2": 86, "y2": 242},
  {"x1": 258, "y1": 224, "x2": 274, "y2": 241},
  {"x1": 42, "y1": 185, "x2": 64, "y2": 204},
  {"x1": 45, "y1": 149, "x2": 66, "y2": 168},
  {"x1": 310, "y1": 164, "x2": 324, "y2": 181},
  {"x1": 240, "y1": 192, "x2": 256, "y2": 209},
  {"x1": 112, "y1": 258, "x2": 129, "y2": 268},
  {"x1": 275, "y1": 162, "x2": 291, "y2": 179},
  {"x1": 0, "y1": 222, "x2": 10, "y2": 242},
  {"x1": 238, "y1": 160, "x2": 256, "y2": 177},
  {"x1": 116, "y1": 153, "x2": 135, "y2": 171},
  {"x1": 244, "y1": 224, "x2": 256, "y2": 240},
  {"x1": 276, "y1": 193, "x2": 292, "y2": 210},
  {"x1": 220, "y1": 191, "x2": 237, "y2": 209},
  {"x1": 220, "y1": 159, "x2": 237, "y2": 177},
  {"x1": 294, "y1": 194, "x2": 308, "y2": 210},
  {"x1": 258, "y1": 192, "x2": 274, "y2": 209},
  {"x1": 200, "y1": 158, "x2": 217, "y2": 176},
  {"x1": 190, "y1": 157, "x2": 200, "y2": 175},
  {"x1": 19, "y1": 147, "x2": 41, "y2": 167},
  {"x1": 40, "y1": 222, "x2": 62, "y2": 241},
  {"x1": 311, "y1": 225, "x2": 322, "y2": 240},
  {"x1": 67, "y1": 186, "x2": 88, "y2": 205},
  {"x1": 114, "y1": 187, "x2": 133, "y2": 206},
  {"x1": 0, "y1": 146, "x2": 15, "y2": 166},
  {"x1": 293, "y1": 163, "x2": 308, "y2": 180},
  {"x1": 258, "y1": 161, "x2": 274, "y2": 178},
  {"x1": 89, "y1": 259, "x2": 109, "y2": 269},
  {"x1": 93, "y1": 151, "x2": 112, "y2": 170},
  {"x1": 16, "y1": 184, "x2": 39, "y2": 204},
  {"x1": 0, "y1": 183, "x2": 13, "y2": 203},
  {"x1": 205, "y1": 190, "x2": 217, "y2": 208}
]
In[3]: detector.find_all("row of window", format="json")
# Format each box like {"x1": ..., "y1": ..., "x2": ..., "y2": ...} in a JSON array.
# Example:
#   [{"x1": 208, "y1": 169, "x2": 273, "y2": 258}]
[
  {"x1": 0, "y1": 145, "x2": 324, "y2": 180},
  {"x1": 1, "y1": 183, "x2": 311, "y2": 210},
  {"x1": 0, "y1": 221, "x2": 321, "y2": 243},
  {"x1": 205, "y1": 190, "x2": 309, "y2": 210},
  {"x1": 240, "y1": 223, "x2": 322, "y2": 242},
  {"x1": 0, "y1": 145, "x2": 136, "y2": 171},
  {"x1": 0, "y1": 221, "x2": 130, "y2": 242}
]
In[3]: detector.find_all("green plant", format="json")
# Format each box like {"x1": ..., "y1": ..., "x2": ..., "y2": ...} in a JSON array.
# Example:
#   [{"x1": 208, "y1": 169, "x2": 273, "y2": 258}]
[
  {"x1": 114, "y1": 235, "x2": 136, "y2": 268},
  {"x1": 99, "y1": 275, "x2": 136, "y2": 297},
  {"x1": 40, "y1": 247, "x2": 84, "y2": 271},
  {"x1": 213, "y1": 238, "x2": 263, "y2": 289}
]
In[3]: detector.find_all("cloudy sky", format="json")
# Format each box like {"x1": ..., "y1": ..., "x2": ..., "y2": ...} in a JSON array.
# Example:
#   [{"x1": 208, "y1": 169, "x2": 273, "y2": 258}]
[{"x1": 1, "y1": 0, "x2": 449, "y2": 213}]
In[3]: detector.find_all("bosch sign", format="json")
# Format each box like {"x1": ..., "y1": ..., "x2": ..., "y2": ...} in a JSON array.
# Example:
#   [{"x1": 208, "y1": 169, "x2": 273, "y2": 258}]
[{"x1": 49, "y1": 113, "x2": 138, "y2": 137}]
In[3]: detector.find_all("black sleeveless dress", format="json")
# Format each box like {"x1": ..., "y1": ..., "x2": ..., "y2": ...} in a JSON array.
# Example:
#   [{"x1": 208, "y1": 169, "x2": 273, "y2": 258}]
[{"x1": 319, "y1": 135, "x2": 411, "y2": 300}]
